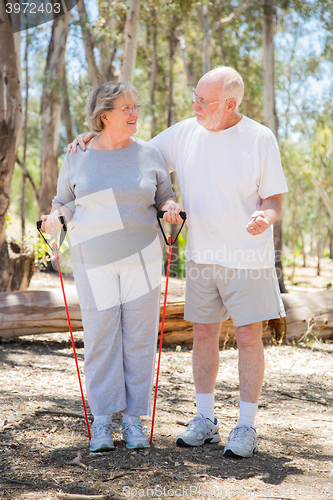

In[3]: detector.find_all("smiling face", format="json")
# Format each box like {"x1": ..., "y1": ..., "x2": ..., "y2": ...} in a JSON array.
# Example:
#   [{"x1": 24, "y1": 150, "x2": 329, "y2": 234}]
[{"x1": 101, "y1": 92, "x2": 139, "y2": 138}]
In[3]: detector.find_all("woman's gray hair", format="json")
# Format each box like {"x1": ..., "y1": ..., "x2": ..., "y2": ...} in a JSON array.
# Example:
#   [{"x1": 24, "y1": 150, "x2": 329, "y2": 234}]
[{"x1": 85, "y1": 82, "x2": 138, "y2": 133}]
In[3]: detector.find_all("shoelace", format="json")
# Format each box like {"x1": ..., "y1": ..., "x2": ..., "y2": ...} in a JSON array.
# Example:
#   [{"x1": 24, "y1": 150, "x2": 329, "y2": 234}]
[
  {"x1": 92, "y1": 422, "x2": 118, "y2": 438},
  {"x1": 122, "y1": 422, "x2": 147, "y2": 436},
  {"x1": 227, "y1": 425, "x2": 255, "y2": 442},
  {"x1": 186, "y1": 415, "x2": 212, "y2": 435}
]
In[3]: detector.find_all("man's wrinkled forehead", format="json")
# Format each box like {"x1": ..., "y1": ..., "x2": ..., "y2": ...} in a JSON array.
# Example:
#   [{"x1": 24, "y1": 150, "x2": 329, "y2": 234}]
[{"x1": 195, "y1": 76, "x2": 225, "y2": 99}]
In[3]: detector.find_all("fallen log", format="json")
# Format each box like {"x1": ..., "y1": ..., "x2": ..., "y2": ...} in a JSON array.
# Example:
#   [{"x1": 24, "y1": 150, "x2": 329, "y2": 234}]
[
  {"x1": 0, "y1": 288, "x2": 82, "y2": 339},
  {"x1": 0, "y1": 287, "x2": 333, "y2": 344}
]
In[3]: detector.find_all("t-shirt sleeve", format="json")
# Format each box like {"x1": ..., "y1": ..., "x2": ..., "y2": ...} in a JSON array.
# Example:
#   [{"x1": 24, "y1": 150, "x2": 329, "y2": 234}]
[
  {"x1": 52, "y1": 155, "x2": 76, "y2": 215},
  {"x1": 153, "y1": 149, "x2": 175, "y2": 209},
  {"x1": 150, "y1": 126, "x2": 177, "y2": 173},
  {"x1": 258, "y1": 133, "x2": 288, "y2": 200}
]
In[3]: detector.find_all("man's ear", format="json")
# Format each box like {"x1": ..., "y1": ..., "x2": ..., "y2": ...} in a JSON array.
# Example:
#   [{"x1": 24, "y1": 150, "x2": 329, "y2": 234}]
[{"x1": 227, "y1": 98, "x2": 237, "y2": 113}]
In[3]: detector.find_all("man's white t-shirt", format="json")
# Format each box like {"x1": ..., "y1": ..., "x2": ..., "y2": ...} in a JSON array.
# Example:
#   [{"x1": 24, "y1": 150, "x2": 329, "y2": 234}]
[{"x1": 150, "y1": 116, "x2": 288, "y2": 269}]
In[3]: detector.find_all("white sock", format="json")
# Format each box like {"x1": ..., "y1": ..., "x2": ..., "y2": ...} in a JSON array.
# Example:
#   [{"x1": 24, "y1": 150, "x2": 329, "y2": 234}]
[
  {"x1": 195, "y1": 393, "x2": 215, "y2": 421},
  {"x1": 237, "y1": 401, "x2": 258, "y2": 429},
  {"x1": 93, "y1": 415, "x2": 111, "y2": 424}
]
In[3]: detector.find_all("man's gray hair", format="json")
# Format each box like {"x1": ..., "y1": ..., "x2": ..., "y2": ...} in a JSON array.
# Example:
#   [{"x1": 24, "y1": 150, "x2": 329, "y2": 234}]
[
  {"x1": 85, "y1": 82, "x2": 138, "y2": 133},
  {"x1": 210, "y1": 66, "x2": 244, "y2": 109}
]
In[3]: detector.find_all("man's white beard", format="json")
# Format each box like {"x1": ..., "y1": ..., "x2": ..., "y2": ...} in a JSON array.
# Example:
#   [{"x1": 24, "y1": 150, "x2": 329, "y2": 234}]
[{"x1": 195, "y1": 107, "x2": 223, "y2": 131}]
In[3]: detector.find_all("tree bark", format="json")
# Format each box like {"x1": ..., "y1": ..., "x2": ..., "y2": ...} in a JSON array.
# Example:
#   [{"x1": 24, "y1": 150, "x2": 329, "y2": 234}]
[
  {"x1": 197, "y1": 4, "x2": 210, "y2": 74},
  {"x1": 0, "y1": 5, "x2": 22, "y2": 249},
  {"x1": 118, "y1": 0, "x2": 140, "y2": 83},
  {"x1": 61, "y1": 68, "x2": 73, "y2": 145},
  {"x1": 39, "y1": 13, "x2": 70, "y2": 217},
  {"x1": 0, "y1": 6, "x2": 35, "y2": 292},
  {"x1": 263, "y1": 0, "x2": 287, "y2": 293},
  {"x1": 317, "y1": 198, "x2": 322, "y2": 276},
  {"x1": 300, "y1": 231, "x2": 306, "y2": 267},
  {"x1": 177, "y1": 35, "x2": 196, "y2": 90},
  {"x1": 150, "y1": 7, "x2": 157, "y2": 139},
  {"x1": 21, "y1": 33, "x2": 30, "y2": 239},
  {"x1": 167, "y1": 24, "x2": 180, "y2": 273},
  {"x1": 76, "y1": 0, "x2": 100, "y2": 87}
]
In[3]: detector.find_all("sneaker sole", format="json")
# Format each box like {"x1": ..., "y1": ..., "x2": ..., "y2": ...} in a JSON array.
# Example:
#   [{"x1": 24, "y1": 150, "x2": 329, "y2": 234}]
[
  {"x1": 176, "y1": 434, "x2": 221, "y2": 447},
  {"x1": 121, "y1": 435, "x2": 150, "y2": 449},
  {"x1": 90, "y1": 443, "x2": 115, "y2": 452},
  {"x1": 223, "y1": 443, "x2": 258, "y2": 459},
  {"x1": 125, "y1": 442, "x2": 150, "y2": 449}
]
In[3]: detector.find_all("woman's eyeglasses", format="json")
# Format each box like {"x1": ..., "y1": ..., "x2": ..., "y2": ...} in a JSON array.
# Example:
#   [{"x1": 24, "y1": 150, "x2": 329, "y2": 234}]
[{"x1": 114, "y1": 104, "x2": 142, "y2": 113}]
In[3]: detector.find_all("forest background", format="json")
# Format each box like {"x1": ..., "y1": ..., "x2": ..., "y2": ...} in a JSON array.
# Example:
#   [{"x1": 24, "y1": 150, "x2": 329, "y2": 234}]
[{"x1": 2, "y1": 0, "x2": 333, "y2": 291}]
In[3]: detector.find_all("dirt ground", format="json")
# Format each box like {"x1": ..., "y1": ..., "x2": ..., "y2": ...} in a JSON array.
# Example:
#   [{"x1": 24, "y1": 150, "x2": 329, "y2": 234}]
[{"x1": 1, "y1": 266, "x2": 333, "y2": 500}]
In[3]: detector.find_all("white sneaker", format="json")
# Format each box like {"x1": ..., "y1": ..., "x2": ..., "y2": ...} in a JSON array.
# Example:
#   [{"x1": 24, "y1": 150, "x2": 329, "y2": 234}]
[
  {"x1": 223, "y1": 425, "x2": 258, "y2": 458},
  {"x1": 89, "y1": 417, "x2": 118, "y2": 452},
  {"x1": 121, "y1": 416, "x2": 150, "y2": 449},
  {"x1": 176, "y1": 414, "x2": 221, "y2": 447}
]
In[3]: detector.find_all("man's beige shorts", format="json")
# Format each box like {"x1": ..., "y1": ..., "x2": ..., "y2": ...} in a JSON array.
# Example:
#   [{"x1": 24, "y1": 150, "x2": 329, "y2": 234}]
[{"x1": 184, "y1": 260, "x2": 285, "y2": 327}]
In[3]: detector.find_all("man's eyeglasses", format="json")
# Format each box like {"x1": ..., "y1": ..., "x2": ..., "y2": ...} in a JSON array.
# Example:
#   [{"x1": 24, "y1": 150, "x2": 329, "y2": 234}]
[
  {"x1": 114, "y1": 104, "x2": 142, "y2": 113},
  {"x1": 191, "y1": 90, "x2": 229, "y2": 110}
]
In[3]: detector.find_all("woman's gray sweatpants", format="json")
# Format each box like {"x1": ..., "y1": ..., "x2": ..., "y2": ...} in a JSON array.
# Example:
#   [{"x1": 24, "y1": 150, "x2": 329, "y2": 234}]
[{"x1": 72, "y1": 256, "x2": 161, "y2": 417}]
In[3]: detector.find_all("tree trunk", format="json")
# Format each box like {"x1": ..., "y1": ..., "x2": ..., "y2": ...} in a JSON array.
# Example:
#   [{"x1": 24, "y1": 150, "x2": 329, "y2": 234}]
[
  {"x1": 317, "y1": 198, "x2": 322, "y2": 276},
  {"x1": 61, "y1": 68, "x2": 73, "y2": 145},
  {"x1": 177, "y1": 35, "x2": 196, "y2": 90},
  {"x1": 300, "y1": 231, "x2": 306, "y2": 267},
  {"x1": 0, "y1": 7, "x2": 34, "y2": 291},
  {"x1": 21, "y1": 33, "x2": 30, "y2": 239},
  {"x1": 263, "y1": 0, "x2": 287, "y2": 293},
  {"x1": 118, "y1": 0, "x2": 140, "y2": 83},
  {"x1": 197, "y1": 4, "x2": 210, "y2": 75},
  {"x1": 77, "y1": 0, "x2": 100, "y2": 87},
  {"x1": 39, "y1": 13, "x2": 70, "y2": 217},
  {"x1": 197, "y1": 1, "x2": 254, "y2": 76},
  {"x1": 0, "y1": 6, "x2": 22, "y2": 249},
  {"x1": 167, "y1": 26, "x2": 180, "y2": 273},
  {"x1": 150, "y1": 7, "x2": 157, "y2": 139},
  {"x1": 330, "y1": 231, "x2": 333, "y2": 260}
]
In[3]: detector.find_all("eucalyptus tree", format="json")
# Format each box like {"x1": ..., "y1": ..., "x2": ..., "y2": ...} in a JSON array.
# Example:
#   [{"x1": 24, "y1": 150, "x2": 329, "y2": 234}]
[
  {"x1": 39, "y1": 11, "x2": 71, "y2": 217},
  {"x1": 0, "y1": 4, "x2": 21, "y2": 290},
  {"x1": 196, "y1": 0, "x2": 255, "y2": 74},
  {"x1": 119, "y1": 0, "x2": 141, "y2": 83}
]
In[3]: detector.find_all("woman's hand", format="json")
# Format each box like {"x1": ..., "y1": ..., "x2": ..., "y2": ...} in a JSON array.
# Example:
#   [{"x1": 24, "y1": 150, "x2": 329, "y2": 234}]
[
  {"x1": 67, "y1": 132, "x2": 96, "y2": 153},
  {"x1": 40, "y1": 214, "x2": 63, "y2": 234},
  {"x1": 160, "y1": 200, "x2": 184, "y2": 224}
]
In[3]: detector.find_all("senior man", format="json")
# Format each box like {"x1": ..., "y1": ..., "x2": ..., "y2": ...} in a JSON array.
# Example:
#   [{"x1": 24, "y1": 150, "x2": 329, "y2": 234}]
[{"x1": 69, "y1": 66, "x2": 288, "y2": 458}]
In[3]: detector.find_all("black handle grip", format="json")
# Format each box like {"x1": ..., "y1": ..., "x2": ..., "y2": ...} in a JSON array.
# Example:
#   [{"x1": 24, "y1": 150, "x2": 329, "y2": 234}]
[
  {"x1": 36, "y1": 216, "x2": 67, "y2": 253},
  {"x1": 157, "y1": 211, "x2": 186, "y2": 220},
  {"x1": 36, "y1": 215, "x2": 66, "y2": 232}
]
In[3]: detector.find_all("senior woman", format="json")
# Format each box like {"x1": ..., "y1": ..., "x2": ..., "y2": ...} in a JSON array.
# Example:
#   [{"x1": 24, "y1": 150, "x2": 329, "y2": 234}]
[{"x1": 41, "y1": 82, "x2": 182, "y2": 452}]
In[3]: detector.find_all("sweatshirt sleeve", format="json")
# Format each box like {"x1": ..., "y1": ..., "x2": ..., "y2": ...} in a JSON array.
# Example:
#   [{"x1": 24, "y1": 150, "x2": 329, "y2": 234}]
[
  {"x1": 152, "y1": 148, "x2": 175, "y2": 209},
  {"x1": 52, "y1": 155, "x2": 76, "y2": 215}
]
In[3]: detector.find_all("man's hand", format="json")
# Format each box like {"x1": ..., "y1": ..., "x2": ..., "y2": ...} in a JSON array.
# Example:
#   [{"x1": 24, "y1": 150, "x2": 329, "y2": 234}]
[
  {"x1": 246, "y1": 211, "x2": 269, "y2": 235},
  {"x1": 67, "y1": 131, "x2": 96, "y2": 153},
  {"x1": 246, "y1": 194, "x2": 282, "y2": 236},
  {"x1": 160, "y1": 201, "x2": 184, "y2": 224},
  {"x1": 40, "y1": 214, "x2": 63, "y2": 234}
]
